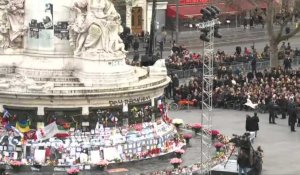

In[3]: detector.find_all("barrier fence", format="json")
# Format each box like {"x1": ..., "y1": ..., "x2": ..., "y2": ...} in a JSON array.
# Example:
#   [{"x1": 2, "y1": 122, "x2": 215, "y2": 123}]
[
  {"x1": 167, "y1": 60, "x2": 269, "y2": 79},
  {"x1": 167, "y1": 57, "x2": 300, "y2": 79}
]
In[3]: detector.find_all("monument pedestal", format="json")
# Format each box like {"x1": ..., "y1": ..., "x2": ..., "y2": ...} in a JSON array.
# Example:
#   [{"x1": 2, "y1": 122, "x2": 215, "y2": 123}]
[{"x1": 74, "y1": 53, "x2": 139, "y2": 87}]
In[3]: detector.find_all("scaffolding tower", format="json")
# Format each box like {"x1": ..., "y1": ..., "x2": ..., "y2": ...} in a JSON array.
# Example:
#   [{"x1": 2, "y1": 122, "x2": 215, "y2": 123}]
[{"x1": 199, "y1": 19, "x2": 218, "y2": 175}]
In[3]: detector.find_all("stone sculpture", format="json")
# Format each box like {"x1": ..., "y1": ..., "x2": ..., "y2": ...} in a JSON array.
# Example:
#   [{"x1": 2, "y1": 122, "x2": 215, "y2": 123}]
[
  {"x1": 0, "y1": 0, "x2": 25, "y2": 49},
  {"x1": 69, "y1": 0, "x2": 126, "y2": 56}
]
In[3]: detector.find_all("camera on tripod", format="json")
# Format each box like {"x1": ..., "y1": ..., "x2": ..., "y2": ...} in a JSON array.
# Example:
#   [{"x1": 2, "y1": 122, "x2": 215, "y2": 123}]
[{"x1": 229, "y1": 133, "x2": 252, "y2": 149}]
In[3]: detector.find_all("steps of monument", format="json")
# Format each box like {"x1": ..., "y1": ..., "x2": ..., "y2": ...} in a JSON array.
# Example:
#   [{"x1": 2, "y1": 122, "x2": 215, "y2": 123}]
[
  {"x1": 30, "y1": 77, "x2": 80, "y2": 82},
  {"x1": 53, "y1": 82, "x2": 85, "y2": 87}
]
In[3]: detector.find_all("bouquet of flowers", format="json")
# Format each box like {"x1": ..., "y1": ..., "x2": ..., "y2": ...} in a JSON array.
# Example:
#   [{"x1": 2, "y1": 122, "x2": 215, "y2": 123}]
[
  {"x1": 211, "y1": 130, "x2": 220, "y2": 140},
  {"x1": 10, "y1": 160, "x2": 23, "y2": 167},
  {"x1": 170, "y1": 158, "x2": 182, "y2": 168},
  {"x1": 211, "y1": 130, "x2": 220, "y2": 136},
  {"x1": 66, "y1": 167, "x2": 80, "y2": 175},
  {"x1": 172, "y1": 119, "x2": 184, "y2": 128},
  {"x1": 175, "y1": 149, "x2": 185, "y2": 154},
  {"x1": 174, "y1": 149, "x2": 185, "y2": 158},
  {"x1": 97, "y1": 159, "x2": 109, "y2": 171},
  {"x1": 191, "y1": 123, "x2": 202, "y2": 134},
  {"x1": 183, "y1": 133, "x2": 192, "y2": 144},
  {"x1": 10, "y1": 160, "x2": 24, "y2": 170},
  {"x1": 214, "y1": 142, "x2": 224, "y2": 152}
]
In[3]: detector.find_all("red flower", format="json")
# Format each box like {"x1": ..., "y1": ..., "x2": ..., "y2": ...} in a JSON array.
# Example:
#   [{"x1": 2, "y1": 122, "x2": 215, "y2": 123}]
[
  {"x1": 211, "y1": 129, "x2": 220, "y2": 136},
  {"x1": 191, "y1": 123, "x2": 202, "y2": 129},
  {"x1": 183, "y1": 133, "x2": 192, "y2": 139},
  {"x1": 175, "y1": 149, "x2": 185, "y2": 154},
  {"x1": 170, "y1": 158, "x2": 182, "y2": 164},
  {"x1": 214, "y1": 142, "x2": 224, "y2": 148}
]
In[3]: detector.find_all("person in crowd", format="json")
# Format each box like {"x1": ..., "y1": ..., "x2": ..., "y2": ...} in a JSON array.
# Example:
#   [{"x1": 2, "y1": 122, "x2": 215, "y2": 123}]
[
  {"x1": 243, "y1": 18, "x2": 247, "y2": 30},
  {"x1": 251, "y1": 56, "x2": 257, "y2": 75},
  {"x1": 268, "y1": 98, "x2": 277, "y2": 124},
  {"x1": 133, "y1": 38, "x2": 139, "y2": 52},
  {"x1": 245, "y1": 115, "x2": 252, "y2": 132},
  {"x1": 254, "y1": 146, "x2": 263, "y2": 175},
  {"x1": 283, "y1": 57, "x2": 292, "y2": 71},
  {"x1": 238, "y1": 149, "x2": 250, "y2": 175},
  {"x1": 252, "y1": 112, "x2": 259, "y2": 137}
]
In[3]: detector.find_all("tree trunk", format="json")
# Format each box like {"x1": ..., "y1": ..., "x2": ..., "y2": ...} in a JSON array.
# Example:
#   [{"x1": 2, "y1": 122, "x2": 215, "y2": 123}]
[{"x1": 269, "y1": 40, "x2": 279, "y2": 68}]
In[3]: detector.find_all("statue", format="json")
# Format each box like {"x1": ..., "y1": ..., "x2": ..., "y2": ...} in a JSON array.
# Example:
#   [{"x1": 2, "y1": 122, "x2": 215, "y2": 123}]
[
  {"x1": 0, "y1": 0, "x2": 24, "y2": 49},
  {"x1": 0, "y1": 0, "x2": 10, "y2": 48},
  {"x1": 69, "y1": 0, "x2": 126, "y2": 56},
  {"x1": 6, "y1": 0, "x2": 25, "y2": 48}
]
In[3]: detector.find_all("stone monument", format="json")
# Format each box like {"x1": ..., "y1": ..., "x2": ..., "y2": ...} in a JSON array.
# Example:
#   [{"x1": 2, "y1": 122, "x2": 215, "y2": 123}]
[{"x1": 0, "y1": 0, "x2": 170, "y2": 116}]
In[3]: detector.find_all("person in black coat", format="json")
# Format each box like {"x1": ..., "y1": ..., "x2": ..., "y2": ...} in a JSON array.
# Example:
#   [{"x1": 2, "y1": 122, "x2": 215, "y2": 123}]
[
  {"x1": 252, "y1": 112, "x2": 260, "y2": 137},
  {"x1": 246, "y1": 115, "x2": 252, "y2": 132},
  {"x1": 290, "y1": 109, "x2": 297, "y2": 132},
  {"x1": 268, "y1": 100, "x2": 277, "y2": 124}
]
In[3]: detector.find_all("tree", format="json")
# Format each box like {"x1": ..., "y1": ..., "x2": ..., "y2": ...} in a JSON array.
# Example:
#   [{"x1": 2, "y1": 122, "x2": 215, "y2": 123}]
[
  {"x1": 225, "y1": 0, "x2": 300, "y2": 67},
  {"x1": 261, "y1": 0, "x2": 299, "y2": 67}
]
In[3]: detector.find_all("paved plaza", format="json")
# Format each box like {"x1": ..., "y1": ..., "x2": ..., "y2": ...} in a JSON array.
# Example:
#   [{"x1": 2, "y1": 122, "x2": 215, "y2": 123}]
[
  {"x1": 13, "y1": 109, "x2": 300, "y2": 175},
  {"x1": 169, "y1": 109, "x2": 300, "y2": 175}
]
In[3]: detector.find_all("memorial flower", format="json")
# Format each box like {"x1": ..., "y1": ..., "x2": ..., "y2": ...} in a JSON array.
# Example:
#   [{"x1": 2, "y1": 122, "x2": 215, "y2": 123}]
[
  {"x1": 211, "y1": 130, "x2": 220, "y2": 136},
  {"x1": 191, "y1": 123, "x2": 202, "y2": 134},
  {"x1": 174, "y1": 149, "x2": 185, "y2": 158},
  {"x1": 183, "y1": 133, "x2": 192, "y2": 139},
  {"x1": 175, "y1": 149, "x2": 185, "y2": 154},
  {"x1": 66, "y1": 167, "x2": 80, "y2": 175},
  {"x1": 183, "y1": 133, "x2": 192, "y2": 144},
  {"x1": 170, "y1": 158, "x2": 182, "y2": 165},
  {"x1": 10, "y1": 160, "x2": 23, "y2": 167},
  {"x1": 97, "y1": 159, "x2": 109, "y2": 167},
  {"x1": 214, "y1": 142, "x2": 224, "y2": 149},
  {"x1": 172, "y1": 119, "x2": 183, "y2": 128}
]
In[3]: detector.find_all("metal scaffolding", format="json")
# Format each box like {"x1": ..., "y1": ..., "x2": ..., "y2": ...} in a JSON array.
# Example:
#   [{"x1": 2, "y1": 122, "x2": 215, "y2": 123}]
[{"x1": 199, "y1": 19, "x2": 217, "y2": 175}]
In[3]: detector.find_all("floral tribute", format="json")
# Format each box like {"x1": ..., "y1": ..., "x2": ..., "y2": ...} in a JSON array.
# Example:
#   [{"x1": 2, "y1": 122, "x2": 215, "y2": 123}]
[
  {"x1": 170, "y1": 158, "x2": 183, "y2": 167},
  {"x1": 214, "y1": 142, "x2": 224, "y2": 149},
  {"x1": 66, "y1": 167, "x2": 80, "y2": 175},
  {"x1": 175, "y1": 149, "x2": 185, "y2": 154},
  {"x1": 10, "y1": 160, "x2": 24, "y2": 168},
  {"x1": 192, "y1": 123, "x2": 202, "y2": 129},
  {"x1": 97, "y1": 159, "x2": 109, "y2": 167},
  {"x1": 211, "y1": 130, "x2": 220, "y2": 136},
  {"x1": 183, "y1": 133, "x2": 192, "y2": 144},
  {"x1": 183, "y1": 133, "x2": 192, "y2": 139},
  {"x1": 174, "y1": 149, "x2": 185, "y2": 158}
]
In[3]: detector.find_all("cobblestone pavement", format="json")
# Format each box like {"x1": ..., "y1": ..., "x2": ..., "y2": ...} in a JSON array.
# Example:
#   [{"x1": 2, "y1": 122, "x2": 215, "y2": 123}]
[{"x1": 12, "y1": 108, "x2": 300, "y2": 175}]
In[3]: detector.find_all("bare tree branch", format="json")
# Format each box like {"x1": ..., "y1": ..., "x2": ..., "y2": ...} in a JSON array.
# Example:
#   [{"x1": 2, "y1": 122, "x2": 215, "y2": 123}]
[{"x1": 278, "y1": 24, "x2": 300, "y2": 42}]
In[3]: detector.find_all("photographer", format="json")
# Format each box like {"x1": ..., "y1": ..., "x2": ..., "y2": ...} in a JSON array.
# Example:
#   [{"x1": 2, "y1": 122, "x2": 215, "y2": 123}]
[{"x1": 237, "y1": 149, "x2": 251, "y2": 175}]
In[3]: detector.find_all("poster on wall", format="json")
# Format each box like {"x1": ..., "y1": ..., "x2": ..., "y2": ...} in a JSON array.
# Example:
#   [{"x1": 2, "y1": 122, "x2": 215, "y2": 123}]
[
  {"x1": 26, "y1": 0, "x2": 54, "y2": 49},
  {"x1": 54, "y1": 21, "x2": 69, "y2": 40}
]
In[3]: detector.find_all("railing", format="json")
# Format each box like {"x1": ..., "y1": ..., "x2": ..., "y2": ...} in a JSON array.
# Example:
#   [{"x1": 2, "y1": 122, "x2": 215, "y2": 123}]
[{"x1": 168, "y1": 60, "x2": 271, "y2": 79}]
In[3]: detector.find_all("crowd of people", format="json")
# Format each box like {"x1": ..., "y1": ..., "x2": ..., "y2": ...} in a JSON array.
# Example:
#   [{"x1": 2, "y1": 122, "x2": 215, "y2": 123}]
[
  {"x1": 165, "y1": 42, "x2": 273, "y2": 71},
  {"x1": 166, "y1": 66, "x2": 300, "y2": 130}
]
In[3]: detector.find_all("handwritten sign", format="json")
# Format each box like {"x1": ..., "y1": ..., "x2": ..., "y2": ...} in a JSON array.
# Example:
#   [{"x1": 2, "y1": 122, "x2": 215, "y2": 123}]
[{"x1": 109, "y1": 96, "x2": 151, "y2": 106}]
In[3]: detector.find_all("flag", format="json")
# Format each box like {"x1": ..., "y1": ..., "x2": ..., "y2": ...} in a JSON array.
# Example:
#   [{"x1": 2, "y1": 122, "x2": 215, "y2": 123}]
[
  {"x1": 16, "y1": 121, "x2": 30, "y2": 133},
  {"x1": 11, "y1": 126, "x2": 24, "y2": 138},
  {"x1": 3, "y1": 109, "x2": 11, "y2": 118},
  {"x1": 35, "y1": 122, "x2": 62, "y2": 141},
  {"x1": 163, "y1": 106, "x2": 172, "y2": 123}
]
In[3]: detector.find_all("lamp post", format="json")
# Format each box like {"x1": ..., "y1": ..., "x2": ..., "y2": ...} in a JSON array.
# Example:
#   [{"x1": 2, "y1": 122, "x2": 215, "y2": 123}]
[{"x1": 175, "y1": 0, "x2": 179, "y2": 44}]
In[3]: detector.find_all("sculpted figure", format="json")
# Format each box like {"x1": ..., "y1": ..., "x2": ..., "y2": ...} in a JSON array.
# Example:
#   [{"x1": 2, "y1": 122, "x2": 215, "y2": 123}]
[
  {"x1": 0, "y1": 0, "x2": 9, "y2": 48},
  {"x1": 6, "y1": 0, "x2": 25, "y2": 48},
  {"x1": 69, "y1": 0, "x2": 126, "y2": 56}
]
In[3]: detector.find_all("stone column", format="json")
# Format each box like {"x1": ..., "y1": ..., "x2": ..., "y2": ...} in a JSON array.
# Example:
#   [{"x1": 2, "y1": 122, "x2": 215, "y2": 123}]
[{"x1": 18, "y1": 0, "x2": 74, "y2": 77}]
